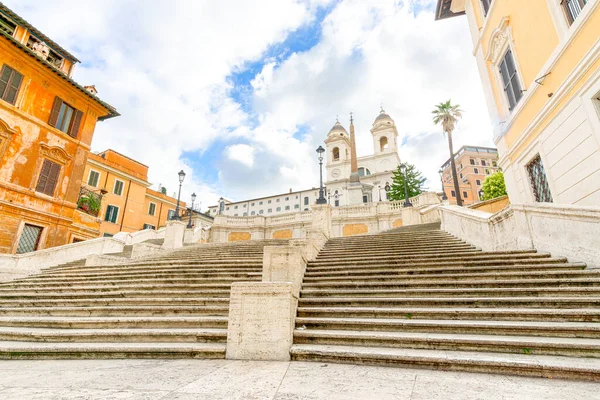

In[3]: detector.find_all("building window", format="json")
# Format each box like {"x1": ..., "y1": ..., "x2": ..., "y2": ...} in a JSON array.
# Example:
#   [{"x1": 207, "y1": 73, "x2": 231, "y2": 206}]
[
  {"x1": 304, "y1": 196, "x2": 309, "y2": 205},
  {"x1": 474, "y1": 168, "x2": 479, "y2": 174},
  {"x1": 259, "y1": 201, "x2": 263, "y2": 205},
  {"x1": 470, "y1": 159, "x2": 475, "y2": 165},
  {"x1": 459, "y1": 173, "x2": 463, "y2": 179},
  {"x1": 143, "y1": 224, "x2": 155, "y2": 230},
  {"x1": 499, "y1": 49, "x2": 523, "y2": 110},
  {"x1": 102, "y1": 233, "x2": 114, "y2": 238},
  {"x1": 451, "y1": 190, "x2": 456, "y2": 197},
  {"x1": 285, "y1": 206, "x2": 290, "y2": 210},
  {"x1": 268, "y1": 209, "x2": 272, "y2": 213},
  {"x1": 87, "y1": 170, "x2": 100, "y2": 187},
  {"x1": 113, "y1": 179, "x2": 124, "y2": 196},
  {"x1": 294, "y1": 204, "x2": 299, "y2": 209},
  {"x1": 276, "y1": 207, "x2": 281, "y2": 212},
  {"x1": 0, "y1": 65, "x2": 23, "y2": 105},
  {"x1": 35, "y1": 159, "x2": 61, "y2": 196},
  {"x1": 48, "y1": 97, "x2": 83, "y2": 138},
  {"x1": 148, "y1": 203, "x2": 156, "y2": 216},
  {"x1": 563, "y1": 0, "x2": 588, "y2": 25},
  {"x1": 276, "y1": 199, "x2": 280, "y2": 202},
  {"x1": 480, "y1": 0, "x2": 493, "y2": 16},
  {"x1": 251, "y1": 211, "x2": 255, "y2": 216},
  {"x1": 481, "y1": 160, "x2": 487, "y2": 166},
  {"x1": 234, "y1": 214, "x2": 238, "y2": 217},
  {"x1": 105, "y1": 205, "x2": 119, "y2": 224},
  {"x1": 358, "y1": 167, "x2": 371, "y2": 177},
  {"x1": 362, "y1": 195, "x2": 368, "y2": 203},
  {"x1": 476, "y1": 180, "x2": 481, "y2": 186},
  {"x1": 486, "y1": 169, "x2": 491, "y2": 175},
  {"x1": 234, "y1": 205, "x2": 238, "y2": 209},
  {"x1": 251, "y1": 202, "x2": 255, "y2": 206},
  {"x1": 332, "y1": 147, "x2": 340, "y2": 161},
  {"x1": 463, "y1": 191, "x2": 468, "y2": 198},
  {"x1": 167, "y1": 210, "x2": 175, "y2": 220},
  {"x1": 380, "y1": 136, "x2": 389, "y2": 151},
  {"x1": 243, "y1": 204, "x2": 246, "y2": 208},
  {"x1": 285, "y1": 197, "x2": 289, "y2": 201},
  {"x1": 334, "y1": 200, "x2": 339, "y2": 207},
  {"x1": 259, "y1": 210, "x2": 264, "y2": 215},
  {"x1": 16, "y1": 224, "x2": 44, "y2": 254},
  {"x1": 268, "y1": 200, "x2": 272, "y2": 204},
  {"x1": 492, "y1": 161, "x2": 498, "y2": 167},
  {"x1": 527, "y1": 155, "x2": 553, "y2": 203},
  {"x1": 243, "y1": 212, "x2": 247, "y2": 216}
]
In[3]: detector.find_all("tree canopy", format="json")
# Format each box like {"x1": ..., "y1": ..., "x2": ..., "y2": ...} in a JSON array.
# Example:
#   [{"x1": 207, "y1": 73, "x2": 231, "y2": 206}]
[
  {"x1": 432, "y1": 100, "x2": 463, "y2": 135},
  {"x1": 387, "y1": 163, "x2": 427, "y2": 201},
  {"x1": 481, "y1": 171, "x2": 508, "y2": 201}
]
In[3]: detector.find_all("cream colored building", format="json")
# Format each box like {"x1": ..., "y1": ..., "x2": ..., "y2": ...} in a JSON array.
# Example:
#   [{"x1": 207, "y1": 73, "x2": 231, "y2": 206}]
[
  {"x1": 207, "y1": 110, "x2": 401, "y2": 216},
  {"x1": 435, "y1": 0, "x2": 600, "y2": 206}
]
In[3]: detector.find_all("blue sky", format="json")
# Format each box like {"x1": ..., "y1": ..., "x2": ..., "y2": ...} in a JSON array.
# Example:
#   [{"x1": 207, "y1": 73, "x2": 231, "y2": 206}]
[{"x1": 4, "y1": 0, "x2": 494, "y2": 208}]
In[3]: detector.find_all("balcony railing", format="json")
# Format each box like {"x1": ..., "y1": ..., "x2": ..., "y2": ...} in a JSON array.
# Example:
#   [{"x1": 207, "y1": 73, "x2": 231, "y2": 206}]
[
  {"x1": 563, "y1": 0, "x2": 588, "y2": 25},
  {"x1": 77, "y1": 186, "x2": 103, "y2": 217}
]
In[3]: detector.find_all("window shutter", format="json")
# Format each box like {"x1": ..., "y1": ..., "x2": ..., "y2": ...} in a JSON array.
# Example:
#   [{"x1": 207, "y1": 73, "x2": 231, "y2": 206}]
[
  {"x1": 35, "y1": 160, "x2": 52, "y2": 193},
  {"x1": 46, "y1": 162, "x2": 61, "y2": 196},
  {"x1": 48, "y1": 97, "x2": 63, "y2": 127},
  {"x1": 5, "y1": 69, "x2": 23, "y2": 105},
  {"x1": 0, "y1": 65, "x2": 11, "y2": 99},
  {"x1": 69, "y1": 109, "x2": 83, "y2": 138}
]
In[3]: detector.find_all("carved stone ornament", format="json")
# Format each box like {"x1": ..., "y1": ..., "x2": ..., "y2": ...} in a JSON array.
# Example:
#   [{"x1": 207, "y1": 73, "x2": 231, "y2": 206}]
[
  {"x1": 39, "y1": 143, "x2": 72, "y2": 165},
  {"x1": 486, "y1": 17, "x2": 511, "y2": 64}
]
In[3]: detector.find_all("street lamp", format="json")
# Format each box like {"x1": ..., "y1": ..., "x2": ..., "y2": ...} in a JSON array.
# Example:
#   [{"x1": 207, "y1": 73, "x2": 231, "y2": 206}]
[
  {"x1": 400, "y1": 163, "x2": 413, "y2": 207},
  {"x1": 187, "y1": 192, "x2": 196, "y2": 228},
  {"x1": 438, "y1": 169, "x2": 448, "y2": 200},
  {"x1": 173, "y1": 170, "x2": 186, "y2": 220},
  {"x1": 316, "y1": 146, "x2": 327, "y2": 204},
  {"x1": 478, "y1": 189, "x2": 485, "y2": 201}
]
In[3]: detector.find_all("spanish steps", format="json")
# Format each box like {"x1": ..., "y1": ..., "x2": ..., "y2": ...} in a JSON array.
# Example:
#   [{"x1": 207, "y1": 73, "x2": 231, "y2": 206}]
[
  {"x1": 0, "y1": 239, "x2": 288, "y2": 359},
  {"x1": 291, "y1": 224, "x2": 600, "y2": 380}
]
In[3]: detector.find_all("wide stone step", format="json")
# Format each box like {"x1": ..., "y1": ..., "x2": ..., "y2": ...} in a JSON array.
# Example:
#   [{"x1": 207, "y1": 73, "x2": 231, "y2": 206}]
[
  {"x1": 315, "y1": 247, "x2": 481, "y2": 260},
  {"x1": 42, "y1": 265, "x2": 262, "y2": 277},
  {"x1": 0, "y1": 289, "x2": 232, "y2": 299},
  {"x1": 303, "y1": 277, "x2": 600, "y2": 290},
  {"x1": 289, "y1": 344, "x2": 600, "y2": 381},
  {"x1": 0, "y1": 341, "x2": 226, "y2": 359},
  {"x1": 24, "y1": 270, "x2": 261, "y2": 282},
  {"x1": 298, "y1": 296, "x2": 600, "y2": 308},
  {"x1": 0, "y1": 283, "x2": 235, "y2": 292},
  {"x1": 302, "y1": 269, "x2": 596, "y2": 283},
  {"x1": 294, "y1": 318, "x2": 600, "y2": 338},
  {"x1": 0, "y1": 297, "x2": 230, "y2": 307},
  {"x1": 2, "y1": 276, "x2": 261, "y2": 287},
  {"x1": 293, "y1": 329, "x2": 600, "y2": 357},
  {"x1": 300, "y1": 286, "x2": 600, "y2": 298},
  {"x1": 0, "y1": 327, "x2": 227, "y2": 343},
  {"x1": 303, "y1": 263, "x2": 586, "y2": 278},
  {"x1": 325, "y1": 233, "x2": 453, "y2": 244},
  {"x1": 0, "y1": 305, "x2": 230, "y2": 317},
  {"x1": 308, "y1": 253, "x2": 553, "y2": 267},
  {"x1": 0, "y1": 316, "x2": 228, "y2": 329},
  {"x1": 296, "y1": 307, "x2": 600, "y2": 322},
  {"x1": 320, "y1": 240, "x2": 469, "y2": 252}
]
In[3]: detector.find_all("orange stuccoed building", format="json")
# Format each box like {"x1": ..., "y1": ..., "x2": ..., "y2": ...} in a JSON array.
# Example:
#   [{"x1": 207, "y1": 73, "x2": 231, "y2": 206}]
[{"x1": 0, "y1": 3, "x2": 119, "y2": 254}]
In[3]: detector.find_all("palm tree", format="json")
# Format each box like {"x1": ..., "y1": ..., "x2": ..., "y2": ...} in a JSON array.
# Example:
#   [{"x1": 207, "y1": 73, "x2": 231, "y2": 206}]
[{"x1": 432, "y1": 100, "x2": 463, "y2": 206}]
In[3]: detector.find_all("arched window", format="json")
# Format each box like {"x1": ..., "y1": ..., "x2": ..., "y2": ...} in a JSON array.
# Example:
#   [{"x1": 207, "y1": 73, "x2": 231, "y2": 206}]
[
  {"x1": 358, "y1": 167, "x2": 371, "y2": 177},
  {"x1": 332, "y1": 147, "x2": 340, "y2": 161},
  {"x1": 380, "y1": 136, "x2": 389, "y2": 151},
  {"x1": 304, "y1": 196, "x2": 309, "y2": 205}
]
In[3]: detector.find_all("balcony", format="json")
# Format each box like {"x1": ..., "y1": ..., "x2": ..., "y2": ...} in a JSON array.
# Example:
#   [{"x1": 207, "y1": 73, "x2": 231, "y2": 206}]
[{"x1": 77, "y1": 186, "x2": 104, "y2": 217}]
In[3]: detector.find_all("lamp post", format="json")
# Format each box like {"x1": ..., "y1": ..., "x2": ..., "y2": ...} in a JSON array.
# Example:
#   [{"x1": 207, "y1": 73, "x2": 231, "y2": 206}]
[
  {"x1": 173, "y1": 170, "x2": 186, "y2": 220},
  {"x1": 187, "y1": 192, "x2": 196, "y2": 228},
  {"x1": 400, "y1": 163, "x2": 413, "y2": 207},
  {"x1": 316, "y1": 146, "x2": 327, "y2": 204},
  {"x1": 438, "y1": 169, "x2": 448, "y2": 200},
  {"x1": 479, "y1": 189, "x2": 485, "y2": 202}
]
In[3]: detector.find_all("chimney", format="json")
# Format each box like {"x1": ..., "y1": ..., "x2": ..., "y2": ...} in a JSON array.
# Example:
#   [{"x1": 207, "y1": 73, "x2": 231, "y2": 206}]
[{"x1": 289, "y1": 188, "x2": 292, "y2": 193}]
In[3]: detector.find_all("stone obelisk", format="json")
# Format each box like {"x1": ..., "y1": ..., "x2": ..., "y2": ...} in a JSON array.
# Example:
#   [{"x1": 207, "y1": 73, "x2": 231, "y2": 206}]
[{"x1": 347, "y1": 112, "x2": 365, "y2": 205}]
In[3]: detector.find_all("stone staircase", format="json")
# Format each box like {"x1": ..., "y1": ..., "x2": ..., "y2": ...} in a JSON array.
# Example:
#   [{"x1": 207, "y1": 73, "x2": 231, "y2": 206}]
[
  {"x1": 290, "y1": 227, "x2": 600, "y2": 380},
  {"x1": 0, "y1": 239, "x2": 288, "y2": 359}
]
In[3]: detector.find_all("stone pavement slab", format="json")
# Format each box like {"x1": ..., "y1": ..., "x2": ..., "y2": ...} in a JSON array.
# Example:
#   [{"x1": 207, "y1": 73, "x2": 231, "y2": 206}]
[{"x1": 0, "y1": 359, "x2": 598, "y2": 399}]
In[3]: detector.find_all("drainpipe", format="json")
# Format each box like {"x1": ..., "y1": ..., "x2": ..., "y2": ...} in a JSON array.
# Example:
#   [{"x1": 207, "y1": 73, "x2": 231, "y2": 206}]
[{"x1": 119, "y1": 179, "x2": 132, "y2": 231}]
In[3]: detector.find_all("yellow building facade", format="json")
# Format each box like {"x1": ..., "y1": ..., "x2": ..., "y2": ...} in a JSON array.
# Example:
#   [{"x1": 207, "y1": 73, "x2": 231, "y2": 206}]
[
  {"x1": 82, "y1": 150, "x2": 184, "y2": 237},
  {"x1": 0, "y1": 4, "x2": 118, "y2": 253},
  {"x1": 436, "y1": 0, "x2": 600, "y2": 206}
]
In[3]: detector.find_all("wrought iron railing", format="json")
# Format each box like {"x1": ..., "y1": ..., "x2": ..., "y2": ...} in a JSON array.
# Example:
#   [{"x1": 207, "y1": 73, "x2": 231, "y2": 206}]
[
  {"x1": 563, "y1": 0, "x2": 588, "y2": 24},
  {"x1": 77, "y1": 186, "x2": 103, "y2": 217}
]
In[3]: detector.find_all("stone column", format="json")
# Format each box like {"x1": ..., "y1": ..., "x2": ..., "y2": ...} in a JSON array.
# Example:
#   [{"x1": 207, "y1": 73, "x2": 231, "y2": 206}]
[{"x1": 162, "y1": 220, "x2": 186, "y2": 250}]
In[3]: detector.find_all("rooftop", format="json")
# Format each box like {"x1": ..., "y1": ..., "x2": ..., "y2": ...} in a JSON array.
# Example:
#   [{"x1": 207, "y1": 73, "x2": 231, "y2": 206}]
[
  {"x1": 441, "y1": 145, "x2": 498, "y2": 169},
  {"x1": 434, "y1": 0, "x2": 466, "y2": 21}
]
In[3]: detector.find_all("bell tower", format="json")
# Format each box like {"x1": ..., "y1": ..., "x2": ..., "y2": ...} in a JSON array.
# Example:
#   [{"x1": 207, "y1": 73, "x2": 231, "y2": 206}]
[
  {"x1": 324, "y1": 118, "x2": 350, "y2": 182},
  {"x1": 371, "y1": 108, "x2": 398, "y2": 155}
]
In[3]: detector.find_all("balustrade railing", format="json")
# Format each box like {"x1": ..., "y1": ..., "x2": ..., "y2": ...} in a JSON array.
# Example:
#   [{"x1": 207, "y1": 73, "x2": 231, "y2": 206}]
[{"x1": 76, "y1": 186, "x2": 103, "y2": 217}]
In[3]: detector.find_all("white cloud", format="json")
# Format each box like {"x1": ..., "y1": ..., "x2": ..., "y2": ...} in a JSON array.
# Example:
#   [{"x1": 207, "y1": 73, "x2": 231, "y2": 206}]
[
  {"x1": 226, "y1": 144, "x2": 256, "y2": 167},
  {"x1": 4, "y1": 0, "x2": 495, "y2": 208}
]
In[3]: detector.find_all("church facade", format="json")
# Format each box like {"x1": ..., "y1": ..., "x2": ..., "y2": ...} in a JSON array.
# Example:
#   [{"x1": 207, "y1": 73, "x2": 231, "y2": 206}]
[{"x1": 207, "y1": 109, "x2": 401, "y2": 216}]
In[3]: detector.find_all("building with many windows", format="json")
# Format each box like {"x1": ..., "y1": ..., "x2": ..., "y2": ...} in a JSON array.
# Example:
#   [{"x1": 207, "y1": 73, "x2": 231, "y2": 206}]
[
  {"x1": 435, "y1": 0, "x2": 600, "y2": 206},
  {"x1": 0, "y1": 3, "x2": 119, "y2": 254},
  {"x1": 82, "y1": 150, "x2": 185, "y2": 237},
  {"x1": 440, "y1": 145, "x2": 500, "y2": 205}
]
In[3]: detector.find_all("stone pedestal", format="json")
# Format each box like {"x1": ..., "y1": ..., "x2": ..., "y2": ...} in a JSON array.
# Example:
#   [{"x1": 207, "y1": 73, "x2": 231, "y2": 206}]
[
  {"x1": 226, "y1": 282, "x2": 296, "y2": 361},
  {"x1": 263, "y1": 246, "x2": 306, "y2": 296},
  {"x1": 311, "y1": 204, "x2": 332, "y2": 238},
  {"x1": 162, "y1": 220, "x2": 186, "y2": 250}
]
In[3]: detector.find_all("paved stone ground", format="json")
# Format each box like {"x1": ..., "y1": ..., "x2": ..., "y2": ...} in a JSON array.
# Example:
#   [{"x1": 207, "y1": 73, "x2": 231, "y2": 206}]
[{"x1": 0, "y1": 359, "x2": 597, "y2": 399}]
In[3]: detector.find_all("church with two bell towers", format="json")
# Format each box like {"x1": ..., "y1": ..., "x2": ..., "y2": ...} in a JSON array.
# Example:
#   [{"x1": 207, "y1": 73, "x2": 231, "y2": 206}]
[
  {"x1": 324, "y1": 109, "x2": 401, "y2": 206},
  {"x1": 207, "y1": 109, "x2": 401, "y2": 216}
]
